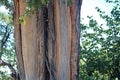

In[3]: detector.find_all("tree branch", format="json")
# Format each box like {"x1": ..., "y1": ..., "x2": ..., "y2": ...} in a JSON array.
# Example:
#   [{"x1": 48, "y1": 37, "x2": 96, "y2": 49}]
[
  {"x1": 0, "y1": 59, "x2": 19, "y2": 80},
  {"x1": 1, "y1": 24, "x2": 10, "y2": 49},
  {"x1": 0, "y1": 24, "x2": 11, "y2": 58}
]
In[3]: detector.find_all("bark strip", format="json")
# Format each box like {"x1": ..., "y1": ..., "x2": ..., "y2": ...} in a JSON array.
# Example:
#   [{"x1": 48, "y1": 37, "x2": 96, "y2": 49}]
[
  {"x1": 53, "y1": 0, "x2": 70, "y2": 80},
  {"x1": 69, "y1": 0, "x2": 82, "y2": 80},
  {"x1": 14, "y1": 0, "x2": 25, "y2": 80}
]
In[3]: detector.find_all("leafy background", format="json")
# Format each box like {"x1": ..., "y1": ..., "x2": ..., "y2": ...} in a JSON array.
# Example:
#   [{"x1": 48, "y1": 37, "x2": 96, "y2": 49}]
[
  {"x1": 0, "y1": 0, "x2": 120, "y2": 80},
  {"x1": 80, "y1": 0, "x2": 120, "y2": 80}
]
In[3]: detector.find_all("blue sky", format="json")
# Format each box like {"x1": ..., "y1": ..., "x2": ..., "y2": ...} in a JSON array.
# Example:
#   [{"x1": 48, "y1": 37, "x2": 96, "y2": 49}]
[
  {"x1": 81, "y1": 0, "x2": 114, "y2": 24},
  {"x1": 0, "y1": 6, "x2": 8, "y2": 12}
]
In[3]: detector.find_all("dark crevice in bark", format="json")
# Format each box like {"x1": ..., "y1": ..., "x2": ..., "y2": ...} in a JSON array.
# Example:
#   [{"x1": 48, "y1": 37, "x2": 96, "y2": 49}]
[
  {"x1": 18, "y1": 24, "x2": 25, "y2": 80},
  {"x1": 18, "y1": 0, "x2": 25, "y2": 79},
  {"x1": 36, "y1": 10, "x2": 46, "y2": 80},
  {"x1": 47, "y1": 0, "x2": 56, "y2": 80},
  {"x1": 43, "y1": 7, "x2": 49, "y2": 80},
  {"x1": 43, "y1": 1, "x2": 56, "y2": 79}
]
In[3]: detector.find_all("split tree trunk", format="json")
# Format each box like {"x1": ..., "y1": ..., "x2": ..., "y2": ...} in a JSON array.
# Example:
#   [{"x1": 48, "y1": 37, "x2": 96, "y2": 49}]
[{"x1": 14, "y1": 0, "x2": 82, "y2": 80}]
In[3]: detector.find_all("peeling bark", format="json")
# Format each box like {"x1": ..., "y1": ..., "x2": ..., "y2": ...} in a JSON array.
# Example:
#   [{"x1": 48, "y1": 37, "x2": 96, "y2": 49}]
[
  {"x1": 68, "y1": 0, "x2": 82, "y2": 80},
  {"x1": 14, "y1": 0, "x2": 82, "y2": 80},
  {"x1": 14, "y1": 0, "x2": 25, "y2": 80}
]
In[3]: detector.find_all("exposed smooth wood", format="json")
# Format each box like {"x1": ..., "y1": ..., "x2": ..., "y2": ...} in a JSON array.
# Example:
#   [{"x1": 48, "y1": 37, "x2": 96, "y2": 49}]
[
  {"x1": 14, "y1": 0, "x2": 82, "y2": 80},
  {"x1": 53, "y1": 0, "x2": 70, "y2": 80}
]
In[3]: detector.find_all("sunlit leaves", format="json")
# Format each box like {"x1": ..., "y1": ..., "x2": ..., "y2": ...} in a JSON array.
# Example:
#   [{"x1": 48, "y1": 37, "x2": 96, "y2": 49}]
[
  {"x1": 80, "y1": 0, "x2": 120, "y2": 79},
  {"x1": 89, "y1": 19, "x2": 97, "y2": 27},
  {"x1": 26, "y1": 0, "x2": 50, "y2": 10},
  {"x1": 0, "y1": 0, "x2": 14, "y2": 13},
  {"x1": 0, "y1": 6, "x2": 16, "y2": 79}
]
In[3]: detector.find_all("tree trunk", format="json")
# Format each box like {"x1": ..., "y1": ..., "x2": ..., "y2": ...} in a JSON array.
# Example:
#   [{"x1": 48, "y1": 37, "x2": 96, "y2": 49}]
[{"x1": 14, "y1": 0, "x2": 82, "y2": 80}]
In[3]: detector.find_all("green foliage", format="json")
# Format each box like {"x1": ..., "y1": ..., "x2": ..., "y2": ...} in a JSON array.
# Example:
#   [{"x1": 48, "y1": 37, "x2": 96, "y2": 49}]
[
  {"x1": 26, "y1": 0, "x2": 50, "y2": 11},
  {"x1": 67, "y1": 0, "x2": 72, "y2": 6},
  {"x1": 19, "y1": 0, "x2": 50, "y2": 24},
  {"x1": 80, "y1": 1, "x2": 120, "y2": 80},
  {"x1": 0, "y1": 0, "x2": 14, "y2": 13},
  {"x1": 0, "y1": 9, "x2": 16, "y2": 79},
  {"x1": 106, "y1": 0, "x2": 119, "y2": 3},
  {"x1": 0, "y1": 71, "x2": 11, "y2": 80}
]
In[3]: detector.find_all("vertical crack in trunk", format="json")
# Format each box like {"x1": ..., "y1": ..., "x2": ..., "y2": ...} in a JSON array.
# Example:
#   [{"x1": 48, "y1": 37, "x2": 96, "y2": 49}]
[
  {"x1": 43, "y1": 1, "x2": 56, "y2": 79},
  {"x1": 36, "y1": 11, "x2": 44, "y2": 80},
  {"x1": 47, "y1": 0, "x2": 56, "y2": 80},
  {"x1": 14, "y1": 0, "x2": 25, "y2": 80},
  {"x1": 43, "y1": 7, "x2": 49, "y2": 80}
]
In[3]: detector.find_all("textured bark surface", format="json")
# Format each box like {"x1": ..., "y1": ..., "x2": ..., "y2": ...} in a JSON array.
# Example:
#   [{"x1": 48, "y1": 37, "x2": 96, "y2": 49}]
[
  {"x1": 14, "y1": 0, "x2": 46, "y2": 80},
  {"x1": 53, "y1": 0, "x2": 70, "y2": 80},
  {"x1": 14, "y1": 0, "x2": 25, "y2": 80},
  {"x1": 68, "y1": 1, "x2": 82, "y2": 80},
  {"x1": 14, "y1": 0, "x2": 82, "y2": 80}
]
